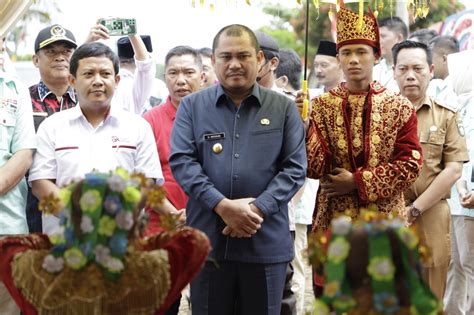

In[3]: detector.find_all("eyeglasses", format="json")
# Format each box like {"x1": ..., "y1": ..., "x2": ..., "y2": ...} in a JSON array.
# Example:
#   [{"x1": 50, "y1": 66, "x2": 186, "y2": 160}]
[{"x1": 41, "y1": 47, "x2": 74, "y2": 58}]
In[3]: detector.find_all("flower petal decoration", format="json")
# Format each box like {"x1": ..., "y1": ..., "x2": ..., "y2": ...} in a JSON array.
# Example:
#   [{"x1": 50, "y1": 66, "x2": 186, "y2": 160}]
[
  {"x1": 367, "y1": 256, "x2": 395, "y2": 282},
  {"x1": 42, "y1": 255, "x2": 64, "y2": 273},
  {"x1": 79, "y1": 190, "x2": 102, "y2": 213},
  {"x1": 373, "y1": 292, "x2": 400, "y2": 314},
  {"x1": 327, "y1": 237, "x2": 350, "y2": 264},
  {"x1": 122, "y1": 186, "x2": 141, "y2": 204},
  {"x1": 80, "y1": 215, "x2": 94, "y2": 233},
  {"x1": 109, "y1": 234, "x2": 128, "y2": 255},
  {"x1": 331, "y1": 216, "x2": 351, "y2": 236},
  {"x1": 323, "y1": 280, "x2": 341, "y2": 298},
  {"x1": 104, "y1": 194, "x2": 123, "y2": 215},
  {"x1": 107, "y1": 174, "x2": 127, "y2": 192},
  {"x1": 116, "y1": 211, "x2": 134, "y2": 231},
  {"x1": 98, "y1": 216, "x2": 117, "y2": 237},
  {"x1": 64, "y1": 247, "x2": 87, "y2": 270}
]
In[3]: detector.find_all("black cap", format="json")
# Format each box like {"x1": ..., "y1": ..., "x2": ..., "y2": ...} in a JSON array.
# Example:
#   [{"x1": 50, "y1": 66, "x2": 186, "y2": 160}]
[
  {"x1": 255, "y1": 31, "x2": 279, "y2": 59},
  {"x1": 34, "y1": 24, "x2": 77, "y2": 52},
  {"x1": 316, "y1": 40, "x2": 337, "y2": 57},
  {"x1": 117, "y1": 35, "x2": 153, "y2": 59}
]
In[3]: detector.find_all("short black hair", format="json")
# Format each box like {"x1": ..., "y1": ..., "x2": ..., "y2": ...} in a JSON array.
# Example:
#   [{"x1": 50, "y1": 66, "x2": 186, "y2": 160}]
[
  {"x1": 276, "y1": 49, "x2": 302, "y2": 90},
  {"x1": 69, "y1": 42, "x2": 119, "y2": 77},
  {"x1": 408, "y1": 29, "x2": 438, "y2": 45},
  {"x1": 198, "y1": 47, "x2": 212, "y2": 58},
  {"x1": 429, "y1": 35, "x2": 459, "y2": 55},
  {"x1": 165, "y1": 45, "x2": 202, "y2": 69},
  {"x1": 379, "y1": 16, "x2": 408, "y2": 40},
  {"x1": 212, "y1": 24, "x2": 259, "y2": 54},
  {"x1": 392, "y1": 40, "x2": 432, "y2": 66}
]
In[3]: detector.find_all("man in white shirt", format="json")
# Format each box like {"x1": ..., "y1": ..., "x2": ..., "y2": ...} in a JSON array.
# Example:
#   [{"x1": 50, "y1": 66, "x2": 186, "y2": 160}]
[
  {"x1": 29, "y1": 42, "x2": 163, "y2": 235},
  {"x1": 427, "y1": 35, "x2": 459, "y2": 109},
  {"x1": 310, "y1": 40, "x2": 344, "y2": 96},
  {"x1": 373, "y1": 16, "x2": 408, "y2": 92}
]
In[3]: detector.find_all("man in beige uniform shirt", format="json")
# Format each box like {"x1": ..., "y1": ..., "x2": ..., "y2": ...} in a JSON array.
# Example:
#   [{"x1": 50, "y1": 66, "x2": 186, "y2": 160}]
[{"x1": 393, "y1": 40, "x2": 469, "y2": 300}]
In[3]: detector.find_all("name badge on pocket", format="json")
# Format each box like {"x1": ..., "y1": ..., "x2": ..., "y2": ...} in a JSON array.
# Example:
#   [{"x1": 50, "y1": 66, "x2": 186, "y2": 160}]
[{"x1": 204, "y1": 132, "x2": 225, "y2": 141}]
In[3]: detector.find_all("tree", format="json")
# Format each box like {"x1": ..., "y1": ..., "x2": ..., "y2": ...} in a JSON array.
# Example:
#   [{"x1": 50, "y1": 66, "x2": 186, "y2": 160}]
[
  {"x1": 261, "y1": 0, "x2": 466, "y2": 66},
  {"x1": 6, "y1": 0, "x2": 60, "y2": 61}
]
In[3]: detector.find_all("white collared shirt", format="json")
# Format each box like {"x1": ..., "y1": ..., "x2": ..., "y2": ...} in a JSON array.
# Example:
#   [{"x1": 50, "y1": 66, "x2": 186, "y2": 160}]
[
  {"x1": 113, "y1": 57, "x2": 156, "y2": 115},
  {"x1": 29, "y1": 104, "x2": 164, "y2": 234},
  {"x1": 372, "y1": 58, "x2": 399, "y2": 93}
]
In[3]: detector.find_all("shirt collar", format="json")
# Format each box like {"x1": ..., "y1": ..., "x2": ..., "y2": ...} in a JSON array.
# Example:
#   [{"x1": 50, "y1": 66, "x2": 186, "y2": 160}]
[
  {"x1": 70, "y1": 103, "x2": 117, "y2": 123},
  {"x1": 38, "y1": 80, "x2": 77, "y2": 103},
  {"x1": 215, "y1": 83, "x2": 262, "y2": 107},
  {"x1": 416, "y1": 95, "x2": 433, "y2": 111},
  {"x1": 163, "y1": 96, "x2": 177, "y2": 120}
]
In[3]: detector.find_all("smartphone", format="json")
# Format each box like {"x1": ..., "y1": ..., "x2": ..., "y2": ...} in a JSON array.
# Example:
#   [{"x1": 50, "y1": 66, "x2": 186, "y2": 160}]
[{"x1": 98, "y1": 18, "x2": 136, "y2": 36}]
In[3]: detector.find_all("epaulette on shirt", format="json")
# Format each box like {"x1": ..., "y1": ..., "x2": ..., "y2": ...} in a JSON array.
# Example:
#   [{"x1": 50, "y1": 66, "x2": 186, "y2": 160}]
[{"x1": 435, "y1": 99, "x2": 457, "y2": 113}]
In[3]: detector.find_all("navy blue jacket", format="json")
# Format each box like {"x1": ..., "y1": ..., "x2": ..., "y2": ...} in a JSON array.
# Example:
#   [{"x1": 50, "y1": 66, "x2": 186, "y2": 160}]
[{"x1": 170, "y1": 84, "x2": 307, "y2": 263}]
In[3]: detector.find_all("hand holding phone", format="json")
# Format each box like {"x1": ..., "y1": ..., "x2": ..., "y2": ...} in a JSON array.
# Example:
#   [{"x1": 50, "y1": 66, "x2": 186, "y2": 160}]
[{"x1": 98, "y1": 18, "x2": 136, "y2": 36}]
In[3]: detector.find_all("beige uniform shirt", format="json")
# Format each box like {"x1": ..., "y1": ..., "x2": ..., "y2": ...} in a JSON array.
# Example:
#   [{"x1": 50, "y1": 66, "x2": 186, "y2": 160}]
[{"x1": 405, "y1": 96, "x2": 469, "y2": 201}]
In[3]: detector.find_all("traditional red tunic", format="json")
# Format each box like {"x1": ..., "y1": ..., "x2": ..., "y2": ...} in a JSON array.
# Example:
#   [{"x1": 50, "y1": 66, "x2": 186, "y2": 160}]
[{"x1": 307, "y1": 81, "x2": 423, "y2": 231}]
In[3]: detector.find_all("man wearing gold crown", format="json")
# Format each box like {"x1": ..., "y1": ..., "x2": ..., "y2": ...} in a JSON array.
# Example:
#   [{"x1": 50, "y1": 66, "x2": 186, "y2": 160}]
[{"x1": 304, "y1": 5, "x2": 423, "y2": 232}]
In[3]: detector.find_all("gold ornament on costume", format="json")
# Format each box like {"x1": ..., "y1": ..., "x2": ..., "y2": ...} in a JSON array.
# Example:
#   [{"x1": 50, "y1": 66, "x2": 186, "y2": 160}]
[
  {"x1": 336, "y1": 5, "x2": 380, "y2": 54},
  {"x1": 38, "y1": 193, "x2": 62, "y2": 215}
]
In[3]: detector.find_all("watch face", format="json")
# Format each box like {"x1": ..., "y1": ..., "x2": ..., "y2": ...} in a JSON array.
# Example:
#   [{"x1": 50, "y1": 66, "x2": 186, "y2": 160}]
[{"x1": 410, "y1": 207, "x2": 420, "y2": 217}]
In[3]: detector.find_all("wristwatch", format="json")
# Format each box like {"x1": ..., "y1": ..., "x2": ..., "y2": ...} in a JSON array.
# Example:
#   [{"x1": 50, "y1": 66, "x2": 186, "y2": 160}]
[{"x1": 409, "y1": 203, "x2": 421, "y2": 218}]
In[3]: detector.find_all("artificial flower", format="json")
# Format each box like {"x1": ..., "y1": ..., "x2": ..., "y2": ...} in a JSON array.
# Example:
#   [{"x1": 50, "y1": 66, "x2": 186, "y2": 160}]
[
  {"x1": 116, "y1": 210, "x2": 134, "y2": 230},
  {"x1": 327, "y1": 237, "x2": 350, "y2": 264},
  {"x1": 84, "y1": 173, "x2": 106, "y2": 187},
  {"x1": 98, "y1": 216, "x2": 117, "y2": 236},
  {"x1": 64, "y1": 247, "x2": 87, "y2": 270},
  {"x1": 58, "y1": 188, "x2": 72, "y2": 206},
  {"x1": 49, "y1": 232, "x2": 65, "y2": 245},
  {"x1": 80, "y1": 215, "x2": 94, "y2": 233},
  {"x1": 333, "y1": 295, "x2": 357, "y2": 313},
  {"x1": 104, "y1": 194, "x2": 123, "y2": 215},
  {"x1": 114, "y1": 167, "x2": 130, "y2": 180},
  {"x1": 108, "y1": 174, "x2": 127, "y2": 192},
  {"x1": 105, "y1": 256, "x2": 125, "y2": 273},
  {"x1": 313, "y1": 299, "x2": 330, "y2": 315},
  {"x1": 397, "y1": 227, "x2": 419, "y2": 249},
  {"x1": 94, "y1": 244, "x2": 111, "y2": 264},
  {"x1": 323, "y1": 280, "x2": 341, "y2": 298},
  {"x1": 367, "y1": 257, "x2": 395, "y2": 281},
  {"x1": 122, "y1": 186, "x2": 141, "y2": 204},
  {"x1": 79, "y1": 190, "x2": 102, "y2": 213},
  {"x1": 109, "y1": 234, "x2": 128, "y2": 255},
  {"x1": 42, "y1": 255, "x2": 64, "y2": 273},
  {"x1": 331, "y1": 216, "x2": 352, "y2": 236},
  {"x1": 373, "y1": 292, "x2": 400, "y2": 314}
]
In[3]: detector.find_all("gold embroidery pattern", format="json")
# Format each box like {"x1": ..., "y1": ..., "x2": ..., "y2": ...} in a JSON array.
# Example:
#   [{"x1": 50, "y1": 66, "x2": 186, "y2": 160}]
[
  {"x1": 309, "y1": 84, "x2": 422, "y2": 232},
  {"x1": 336, "y1": 7, "x2": 379, "y2": 48}
]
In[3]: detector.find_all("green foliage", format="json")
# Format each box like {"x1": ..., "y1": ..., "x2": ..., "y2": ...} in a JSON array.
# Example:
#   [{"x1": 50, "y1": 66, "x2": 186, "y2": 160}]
[
  {"x1": 6, "y1": 0, "x2": 60, "y2": 60},
  {"x1": 261, "y1": 2, "x2": 334, "y2": 69},
  {"x1": 260, "y1": 0, "x2": 466, "y2": 69}
]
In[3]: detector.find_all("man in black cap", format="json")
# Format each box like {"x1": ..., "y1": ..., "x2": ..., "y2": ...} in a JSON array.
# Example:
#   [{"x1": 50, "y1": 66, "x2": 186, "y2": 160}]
[
  {"x1": 27, "y1": 24, "x2": 78, "y2": 233},
  {"x1": 255, "y1": 30, "x2": 280, "y2": 90},
  {"x1": 311, "y1": 40, "x2": 344, "y2": 96}
]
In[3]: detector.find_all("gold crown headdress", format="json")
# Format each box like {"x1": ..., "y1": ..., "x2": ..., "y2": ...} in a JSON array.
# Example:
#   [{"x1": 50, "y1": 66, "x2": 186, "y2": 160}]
[{"x1": 336, "y1": 5, "x2": 380, "y2": 55}]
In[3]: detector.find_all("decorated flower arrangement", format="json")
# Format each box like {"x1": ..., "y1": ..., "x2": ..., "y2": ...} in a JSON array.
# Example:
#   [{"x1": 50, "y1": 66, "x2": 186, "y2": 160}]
[
  {"x1": 307, "y1": 206, "x2": 443, "y2": 315},
  {"x1": 39, "y1": 168, "x2": 166, "y2": 279}
]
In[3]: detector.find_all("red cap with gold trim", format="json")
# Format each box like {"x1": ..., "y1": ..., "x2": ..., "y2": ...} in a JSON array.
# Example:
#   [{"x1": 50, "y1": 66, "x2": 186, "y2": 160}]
[{"x1": 336, "y1": 6, "x2": 380, "y2": 55}]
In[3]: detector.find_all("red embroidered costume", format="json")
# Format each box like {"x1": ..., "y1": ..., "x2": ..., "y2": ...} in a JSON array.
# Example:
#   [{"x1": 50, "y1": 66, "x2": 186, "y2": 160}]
[{"x1": 306, "y1": 6, "x2": 423, "y2": 231}]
